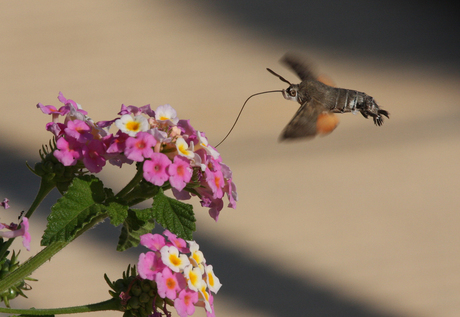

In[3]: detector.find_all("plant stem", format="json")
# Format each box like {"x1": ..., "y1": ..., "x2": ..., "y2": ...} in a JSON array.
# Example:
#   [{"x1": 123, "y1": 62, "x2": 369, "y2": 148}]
[
  {"x1": 0, "y1": 212, "x2": 108, "y2": 294},
  {"x1": 24, "y1": 177, "x2": 56, "y2": 219},
  {"x1": 116, "y1": 162, "x2": 144, "y2": 198},
  {"x1": 0, "y1": 240, "x2": 67, "y2": 294},
  {"x1": 0, "y1": 298, "x2": 123, "y2": 315}
]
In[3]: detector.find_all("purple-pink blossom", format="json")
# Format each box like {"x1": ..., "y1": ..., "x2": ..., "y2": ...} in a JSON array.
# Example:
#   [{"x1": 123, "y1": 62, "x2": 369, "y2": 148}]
[
  {"x1": 143, "y1": 152, "x2": 171, "y2": 186},
  {"x1": 124, "y1": 132, "x2": 156, "y2": 162},
  {"x1": 164, "y1": 230, "x2": 188, "y2": 253},
  {"x1": 1, "y1": 198, "x2": 10, "y2": 209},
  {"x1": 0, "y1": 217, "x2": 31, "y2": 251},
  {"x1": 156, "y1": 267, "x2": 181, "y2": 300},
  {"x1": 174, "y1": 289, "x2": 198, "y2": 317},
  {"x1": 138, "y1": 251, "x2": 165, "y2": 280},
  {"x1": 140, "y1": 233, "x2": 166, "y2": 251},
  {"x1": 64, "y1": 120, "x2": 93, "y2": 143},
  {"x1": 137, "y1": 231, "x2": 220, "y2": 316},
  {"x1": 168, "y1": 156, "x2": 192, "y2": 191},
  {"x1": 39, "y1": 93, "x2": 237, "y2": 220},
  {"x1": 205, "y1": 169, "x2": 225, "y2": 199},
  {"x1": 54, "y1": 137, "x2": 83, "y2": 166},
  {"x1": 81, "y1": 140, "x2": 107, "y2": 173}
]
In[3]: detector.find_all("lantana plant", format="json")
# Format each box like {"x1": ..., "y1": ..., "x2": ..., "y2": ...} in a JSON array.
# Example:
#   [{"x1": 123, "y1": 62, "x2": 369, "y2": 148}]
[{"x1": 0, "y1": 92, "x2": 237, "y2": 316}]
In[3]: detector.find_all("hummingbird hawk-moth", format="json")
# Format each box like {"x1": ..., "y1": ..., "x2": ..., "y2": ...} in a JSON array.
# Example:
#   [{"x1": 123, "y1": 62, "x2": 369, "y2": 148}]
[
  {"x1": 269, "y1": 54, "x2": 389, "y2": 140},
  {"x1": 214, "y1": 54, "x2": 390, "y2": 148}
]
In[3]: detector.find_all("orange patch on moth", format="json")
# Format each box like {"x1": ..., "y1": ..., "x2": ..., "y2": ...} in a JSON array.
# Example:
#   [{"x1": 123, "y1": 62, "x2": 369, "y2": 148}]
[
  {"x1": 316, "y1": 113, "x2": 339, "y2": 135},
  {"x1": 317, "y1": 74, "x2": 336, "y2": 87}
]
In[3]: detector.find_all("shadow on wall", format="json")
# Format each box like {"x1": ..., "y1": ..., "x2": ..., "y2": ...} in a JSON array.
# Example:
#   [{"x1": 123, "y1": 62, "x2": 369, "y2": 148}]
[{"x1": 192, "y1": 0, "x2": 459, "y2": 71}]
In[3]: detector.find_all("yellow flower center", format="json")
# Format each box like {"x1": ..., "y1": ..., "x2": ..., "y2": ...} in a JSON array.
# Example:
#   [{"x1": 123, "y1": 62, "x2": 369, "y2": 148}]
[
  {"x1": 189, "y1": 270, "x2": 198, "y2": 286},
  {"x1": 170, "y1": 254, "x2": 181, "y2": 267},
  {"x1": 178, "y1": 144, "x2": 188, "y2": 156},
  {"x1": 126, "y1": 121, "x2": 140, "y2": 132},
  {"x1": 207, "y1": 273, "x2": 214, "y2": 287}
]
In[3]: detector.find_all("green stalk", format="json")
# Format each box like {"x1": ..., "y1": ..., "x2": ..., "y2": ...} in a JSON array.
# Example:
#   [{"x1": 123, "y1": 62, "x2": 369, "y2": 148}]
[
  {"x1": 0, "y1": 298, "x2": 123, "y2": 315},
  {"x1": 0, "y1": 212, "x2": 108, "y2": 294},
  {"x1": 24, "y1": 177, "x2": 57, "y2": 219},
  {"x1": 0, "y1": 240, "x2": 67, "y2": 294},
  {"x1": 116, "y1": 163, "x2": 144, "y2": 198}
]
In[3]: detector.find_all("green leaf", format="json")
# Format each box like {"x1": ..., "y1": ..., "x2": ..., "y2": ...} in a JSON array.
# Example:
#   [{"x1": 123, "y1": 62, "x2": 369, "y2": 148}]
[
  {"x1": 116, "y1": 209, "x2": 155, "y2": 252},
  {"x1": 152, "y1": 190, "x2": 196, "y2": 240},
  {"x1": 106, "y1": 200, "x2": 129, "y2": 226},
  {"x1": 41, "y1": 175, "x2": 106, "y2": 246}
]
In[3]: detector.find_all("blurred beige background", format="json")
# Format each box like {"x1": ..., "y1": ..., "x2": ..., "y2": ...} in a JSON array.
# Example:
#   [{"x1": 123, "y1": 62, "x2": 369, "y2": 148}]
[{"x1": 1, "y1": 1, "x2": 459, "y2": 317}]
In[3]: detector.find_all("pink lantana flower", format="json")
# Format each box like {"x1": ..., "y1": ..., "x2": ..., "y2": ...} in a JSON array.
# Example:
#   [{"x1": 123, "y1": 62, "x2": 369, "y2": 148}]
[
  {"x1": 58, "y1": 91, "x2": 83, "y2": 111},
  {"x1": 39, "y1": 93, "x2": 237, "y2": 220},
  {"x1": 137, "y1": 231, "x2": 220, "y2": 317},
  {"x1": 174, "y1": 288, "x2": 198, "y2": 317},
  {"x1": 82, "y1": 140, "x2": 107, "y2": 173},
  {"x1": 124, "y1": 132, "x2": 156, "y2": 162},
  {"x1": 155, "y1": 267, "x2": 182, "y2": 300},
  {"x1": 164, "y1": 230, "x2": 188, "y2": 253},
  {"x1": 36, "y1": 103, "x2": 67, "y2": 122},
  {"x1": 46, "y1": 122, "x2": 66, "y2": 138},
  {"x1": 168, "y1": 156, "x2": 192, "y2": 191},
  {"x1": 64, "y1": 119, "x2": 93, "y2": 143},
  {"x1": 143, "y1": 152, "x2": 171, "y2": 186},
  {"x1": 138, "y1": 251, "x2": 165, "y2": 280},
  {"x1": 1, "y1": 198, "x2": 10, "y2": 209},
  {"x1": 0, "y1": 217, "x2": 31, "y2": 251},
  {"x1": 140, "y1": 233, "x2": 166, "y2": 251},
  {"x1": 105, "y1": 131, "x2": 129, "y2": 154},
  {"x1": 54, "y1": 137, "x2": 83, "y2": 166},
  {"x1": 36, "y1": 103, "x2": 60, "y2": 115},
  {"x1": 225, "y1": 179, "x2": 238, "y2": 209},
  {"x1": 205, "y1": 169, "x2": 225, "y2": 199}
]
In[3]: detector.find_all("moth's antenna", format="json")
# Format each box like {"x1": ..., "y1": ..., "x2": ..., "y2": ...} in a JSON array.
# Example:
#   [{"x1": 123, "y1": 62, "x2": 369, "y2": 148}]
[
  {"x1": 215, "y1": 90, "x2": 283, "y2": 148},
  {"x1": 266, "y1": 68, "x2": 292, "y2": 85}
]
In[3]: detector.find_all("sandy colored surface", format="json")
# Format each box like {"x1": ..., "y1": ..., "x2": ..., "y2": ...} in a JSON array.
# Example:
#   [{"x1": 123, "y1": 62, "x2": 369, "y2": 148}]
[{"x1": 1, "y1": 1, "x2": 459, "y2": 317}]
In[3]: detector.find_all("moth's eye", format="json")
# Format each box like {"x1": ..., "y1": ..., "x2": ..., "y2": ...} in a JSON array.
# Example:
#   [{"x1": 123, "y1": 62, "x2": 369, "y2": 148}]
[{"x1": 288, "y1": 89, "x2": 297, "y2": 97}]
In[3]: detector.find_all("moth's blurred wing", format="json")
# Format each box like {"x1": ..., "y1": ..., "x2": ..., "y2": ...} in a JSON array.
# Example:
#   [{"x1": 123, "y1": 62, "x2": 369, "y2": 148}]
[
  {"x1": 280, "y1": 99, "x2": 339, "y2": 141},
  {"x1": 281, "y1": 53, "x2": 317, "y2": 81}
]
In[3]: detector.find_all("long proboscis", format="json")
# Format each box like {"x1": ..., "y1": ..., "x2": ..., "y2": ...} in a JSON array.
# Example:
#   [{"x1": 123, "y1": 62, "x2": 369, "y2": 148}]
[{"x1": 214, "y1": 90, "x2": 283, "y2": 148}]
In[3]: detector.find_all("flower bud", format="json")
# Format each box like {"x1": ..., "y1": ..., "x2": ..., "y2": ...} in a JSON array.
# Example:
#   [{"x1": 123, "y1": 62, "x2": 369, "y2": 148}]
[
  {"x1": 139, "y1": 292, "x2": 150, "y2": 304},
  {"x1": 0, "y1": 251, "x2": 34, "y2": 307},
  {"x1": 130, "y1": 283, "x2": 142, "y2": 296},
  {"x1": 127, "y1": 296, "x2": 140, "y2": 309}
]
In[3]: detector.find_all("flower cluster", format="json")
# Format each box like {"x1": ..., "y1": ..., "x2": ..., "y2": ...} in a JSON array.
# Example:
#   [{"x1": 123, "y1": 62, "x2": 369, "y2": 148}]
[
  {"x1": 37, "y1": 93, "x2": 237, "y2": 220},
  {"x1": 0, "y1": 199, "x2": 30, "y2": 251},
  {"x1": 137, "y1": 230, "x2": 220, "y2": 317}
]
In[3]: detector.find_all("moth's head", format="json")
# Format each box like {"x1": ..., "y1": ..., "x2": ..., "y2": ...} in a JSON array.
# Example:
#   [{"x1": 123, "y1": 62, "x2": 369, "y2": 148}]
[
  {"x1": 266, "y1": 68, "x2": 301, "y2": 103},
  {"x1": 282, "y1": 84, "x2": 300, "y2": 102}
]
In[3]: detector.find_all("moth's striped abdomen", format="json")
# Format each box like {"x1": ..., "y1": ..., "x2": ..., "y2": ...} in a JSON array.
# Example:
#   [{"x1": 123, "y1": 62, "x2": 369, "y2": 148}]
[{"x1": 331, "y1": 88, "x2": 389, "y2": 126}]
